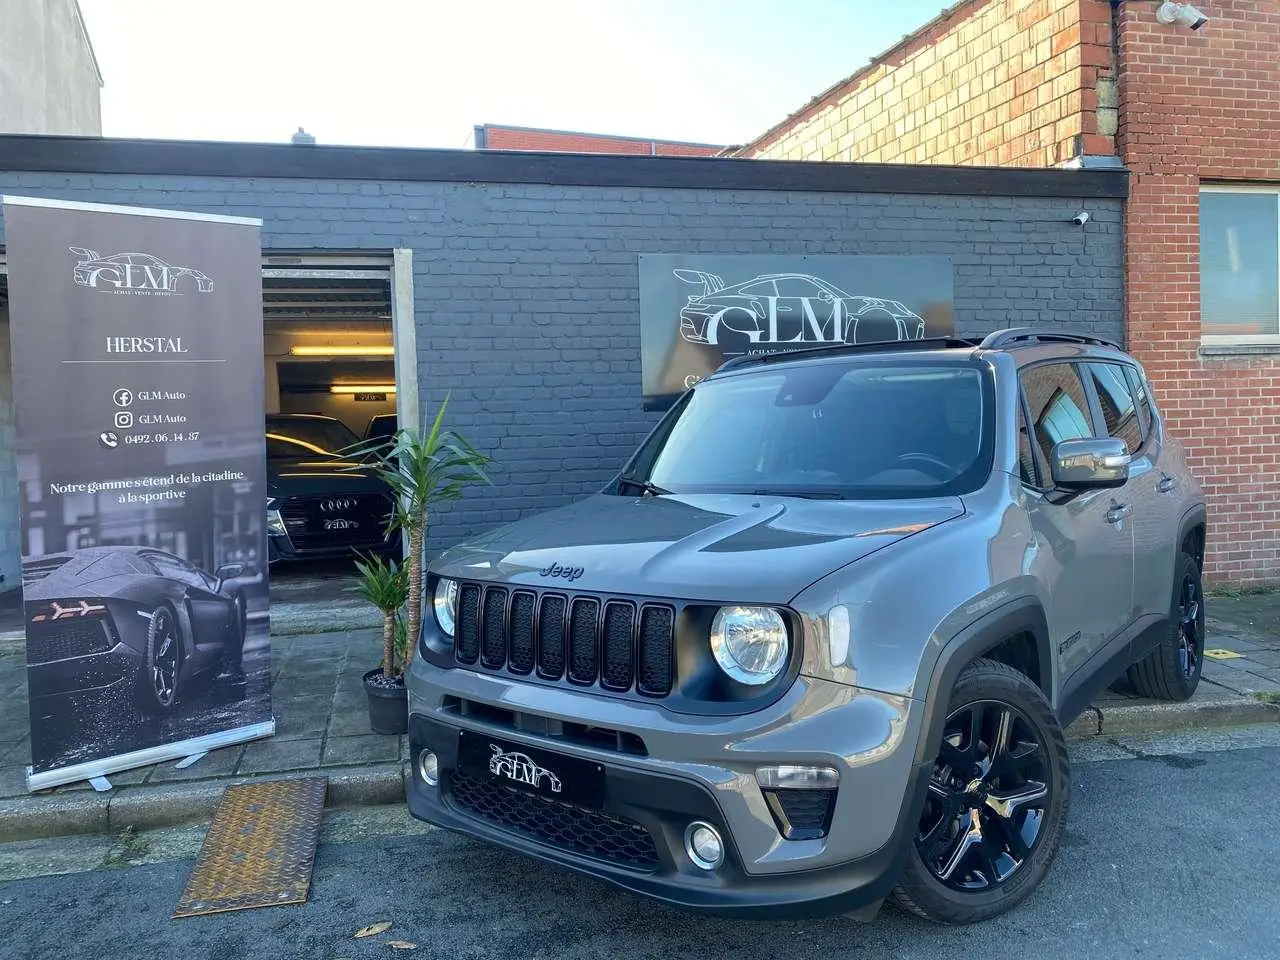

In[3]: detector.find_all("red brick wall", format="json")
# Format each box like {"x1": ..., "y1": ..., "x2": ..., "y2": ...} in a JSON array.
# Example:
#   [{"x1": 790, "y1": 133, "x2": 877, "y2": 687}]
[
  {"x1": 1117, "y1": 0, "x2": 1280, "y2": 583},
  {"x1": 478, "y1": 126, "x2": 723, "y2": 157},
  {"x1": 739, "y1": 0, "x2": 1114, "y2": 167}
]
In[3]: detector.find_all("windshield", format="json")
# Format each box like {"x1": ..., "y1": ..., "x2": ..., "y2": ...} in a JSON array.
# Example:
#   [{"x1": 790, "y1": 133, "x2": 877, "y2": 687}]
[
  {"x1": 266, "y1": 417, "x2": 361, "y2": 458},
  {"x1": 628, "y1": 358, "x2": 995, "y2": 500}
]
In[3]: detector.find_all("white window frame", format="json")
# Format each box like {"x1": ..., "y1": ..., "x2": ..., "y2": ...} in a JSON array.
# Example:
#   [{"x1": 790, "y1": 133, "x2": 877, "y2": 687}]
[{"x1": 1199, "y1": 183, "x2": 1280, "y2": 346}]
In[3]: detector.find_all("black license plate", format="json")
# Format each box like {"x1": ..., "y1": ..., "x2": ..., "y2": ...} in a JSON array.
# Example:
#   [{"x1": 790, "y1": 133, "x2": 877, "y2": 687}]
[{"x1": 457, "y1": 730, "x2": 606, "y2": 809}]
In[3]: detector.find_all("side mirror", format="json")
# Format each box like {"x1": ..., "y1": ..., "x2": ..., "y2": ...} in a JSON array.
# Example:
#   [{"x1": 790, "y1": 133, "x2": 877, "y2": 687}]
[
  {"x1": 214, "y1": 562, "x2": 246, "y2": 583},
  {"x1": 1051, "y1": 438, "x2": 1130, "y2": 490}
]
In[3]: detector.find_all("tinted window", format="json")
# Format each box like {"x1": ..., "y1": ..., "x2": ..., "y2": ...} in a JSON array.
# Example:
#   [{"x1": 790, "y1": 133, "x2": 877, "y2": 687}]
[
  {"x1": 266, "y1": 417, "x2": 360, "y2": 456},
  {"x1": 1124, "y1": 364, "x2": 1154, "y2": 437},
  {"x1": 1021, "y1": 363, "x2": 1095, "y2": 468},
  {"x1": 637, "y1": 359, "x2": 995, "y2": 500},
  {"x1": 1085, "y1": 362, "x2": 1143, "y2": 453}
]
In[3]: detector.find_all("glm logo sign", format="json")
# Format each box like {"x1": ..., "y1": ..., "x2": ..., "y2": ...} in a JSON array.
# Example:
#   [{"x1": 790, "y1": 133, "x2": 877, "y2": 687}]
[{"x1": 69, "y1": 247, "x2": 214, "y2": 295}]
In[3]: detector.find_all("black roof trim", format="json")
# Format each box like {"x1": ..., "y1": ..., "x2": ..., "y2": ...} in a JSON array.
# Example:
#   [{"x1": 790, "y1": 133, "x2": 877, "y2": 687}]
[
  {"x1": 0, "y1": 135, "x2": 1128, "y2": 199},
  {"x1": 714, "y1": 337, "x2": 982, "y2": 373}
]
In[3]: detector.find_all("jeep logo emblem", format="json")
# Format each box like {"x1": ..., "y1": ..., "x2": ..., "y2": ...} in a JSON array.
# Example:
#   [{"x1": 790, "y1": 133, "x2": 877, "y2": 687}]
[{"x1": 539, "y1": 562, "x2": 584, "y2": 581}]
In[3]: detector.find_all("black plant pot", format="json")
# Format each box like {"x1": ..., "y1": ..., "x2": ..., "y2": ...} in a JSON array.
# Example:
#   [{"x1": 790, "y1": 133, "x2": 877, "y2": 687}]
[{"x1": 363, "y1": 668, "x2": 409, "y2": 735}]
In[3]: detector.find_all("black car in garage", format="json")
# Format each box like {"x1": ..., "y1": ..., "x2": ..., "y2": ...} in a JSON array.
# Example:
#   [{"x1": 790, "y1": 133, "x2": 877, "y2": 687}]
[
  {"x1": 23, "y1": 546, "x2": 249, "y2": 715},
  {"x1": 266, "y1": 413, "x2": 399, "y2": 564}
]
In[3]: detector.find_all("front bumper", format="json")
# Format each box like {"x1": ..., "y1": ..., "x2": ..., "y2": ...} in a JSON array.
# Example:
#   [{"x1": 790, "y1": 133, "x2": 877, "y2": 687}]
[{"x1": 405, "y1": 663, "x2": 930, "y2": 919}]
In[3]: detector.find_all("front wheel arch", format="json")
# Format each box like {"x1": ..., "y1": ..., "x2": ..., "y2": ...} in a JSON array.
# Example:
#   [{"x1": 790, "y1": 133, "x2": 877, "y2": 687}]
[{"x1": 911, "y1": 597, "x2": 1054, "y2": 772}]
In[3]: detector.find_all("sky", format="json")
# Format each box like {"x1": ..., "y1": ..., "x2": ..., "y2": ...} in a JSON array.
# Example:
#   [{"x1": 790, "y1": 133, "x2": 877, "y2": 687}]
[{"x1": 77, "y1": 0, "x2": 954, "y2": 150}]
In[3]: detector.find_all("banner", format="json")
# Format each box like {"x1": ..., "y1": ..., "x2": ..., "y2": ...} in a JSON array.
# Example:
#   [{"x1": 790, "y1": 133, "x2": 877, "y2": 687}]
[
  {"x1": 2, "y1": 196, "x2": 274, "y2": 791},
  {"x1": 638, "y1": 254, "x2": 955, "y2": 410}
]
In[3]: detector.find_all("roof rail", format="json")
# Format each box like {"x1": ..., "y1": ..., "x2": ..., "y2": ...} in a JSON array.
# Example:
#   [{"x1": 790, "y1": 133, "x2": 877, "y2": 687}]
[
  {"x1": 978, "y1": 327, "x2": 1121, "y2": 350},
  {"x1": 714, "y1": 336, "x2": 981, "y2": 373}
]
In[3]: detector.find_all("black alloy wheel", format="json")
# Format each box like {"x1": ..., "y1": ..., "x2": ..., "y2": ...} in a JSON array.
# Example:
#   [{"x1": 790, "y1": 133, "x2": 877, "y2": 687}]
[
  {"x1": 916, "y1": 699, "x2": 1052, "y2": 891},
  {"x1": 892, "y1": 658, "x2": 1070, "y2": 924},
  {"x1": 1127, "y1": 552, "x2": 1205, "y2": 701},
  {"x1": 138, "y1": 605, "x2": 181, "y2": 715},
  {"x1": 1176, "y1": 570, "x2": 1202, "y2": 681}
]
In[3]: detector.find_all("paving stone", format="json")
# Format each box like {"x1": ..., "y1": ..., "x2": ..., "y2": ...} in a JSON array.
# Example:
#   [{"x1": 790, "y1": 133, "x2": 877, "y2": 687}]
[
  {"x1": 0, "y1": 763, "x2": 31, "y2": 798},
  {"x1": 1241, "y1": 650, "x2": 1280, "y2": 668},
  {"x1": 322, "y1": 734, "x2": 400, "y2": 766},
  {"x1": 327, "y1": 708, "x2": 379, "y2": 738},
  {"x1": 237, "y1": 737, "x2": 323, "y2": 775}
]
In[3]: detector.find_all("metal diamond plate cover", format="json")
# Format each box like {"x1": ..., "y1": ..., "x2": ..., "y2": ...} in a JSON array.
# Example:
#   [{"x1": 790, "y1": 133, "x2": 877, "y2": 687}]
[{"x1": 172, "y1": 776, "x2": 328, "y2": 918}]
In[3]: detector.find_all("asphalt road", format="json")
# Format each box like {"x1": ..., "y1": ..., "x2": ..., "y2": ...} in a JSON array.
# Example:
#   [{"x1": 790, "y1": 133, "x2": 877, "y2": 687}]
[{"x1": 2, "y1": 724, "x2": 1279, "y2": 960}]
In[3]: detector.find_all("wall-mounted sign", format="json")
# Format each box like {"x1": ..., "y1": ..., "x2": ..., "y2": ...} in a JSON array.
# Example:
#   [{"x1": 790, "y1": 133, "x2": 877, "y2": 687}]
[
  {"x1": 638, "y1": 255, "x2": 955, "y2": 410},
  {"x1": 353, "y1": 393, "x2": 388, "y2": 402},
  {"x1": 2, "y1": 195, "x2": 274, "y2": 792}
]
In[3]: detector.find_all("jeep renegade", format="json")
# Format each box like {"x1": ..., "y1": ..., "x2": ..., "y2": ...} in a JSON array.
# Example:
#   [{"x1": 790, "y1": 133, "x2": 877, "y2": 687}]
[{"x1": 406, "y1": 328, "x2": 1207, "y2": 925}]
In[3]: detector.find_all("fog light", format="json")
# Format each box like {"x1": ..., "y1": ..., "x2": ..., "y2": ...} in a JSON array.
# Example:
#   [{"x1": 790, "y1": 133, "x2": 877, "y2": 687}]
[
  {"x1": 684, "y1": 821, "x2": 724, "y2": 871},
  {"x1": 417, "y1": 749, "x2": 439, "y2": 787},
  {"x1": 755, "y1": 764, "x2": 839, "y2": 789}
]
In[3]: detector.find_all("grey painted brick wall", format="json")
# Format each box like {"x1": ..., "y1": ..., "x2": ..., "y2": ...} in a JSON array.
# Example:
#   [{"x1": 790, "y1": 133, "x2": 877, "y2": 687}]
[{"x1": 0, "y1": 173, "x2": 1124, "y2": 556}]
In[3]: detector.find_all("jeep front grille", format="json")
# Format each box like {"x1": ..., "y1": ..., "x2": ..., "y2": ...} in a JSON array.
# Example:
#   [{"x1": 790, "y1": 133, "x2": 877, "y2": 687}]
[{"x1": 452, "y1": 582, "x2": 675, "y2": 697}]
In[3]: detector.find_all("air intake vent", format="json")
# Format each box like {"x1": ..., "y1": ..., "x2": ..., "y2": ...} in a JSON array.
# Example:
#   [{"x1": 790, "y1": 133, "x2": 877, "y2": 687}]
[
  {"x1": 508, "y1": 591, "x2": 536, "y2": 674},
  {"x1": 568, "y1": 598, "x2": 599, "y2": 685},
  {"x1": 455, "y1": 584, "x2": 482, "y2": 664},
  {"x1": 481, "y1": 587, "x2": 508, "y2": 669}
]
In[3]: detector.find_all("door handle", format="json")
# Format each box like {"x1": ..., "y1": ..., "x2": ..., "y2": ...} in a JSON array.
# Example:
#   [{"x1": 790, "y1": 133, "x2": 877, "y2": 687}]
[
  {"x1": 1106, "y1": 503, "x2": 1132, "y2": 524},
  {"x1": 1158, "y1": 475, "x2": 1176, "y2": 493}
]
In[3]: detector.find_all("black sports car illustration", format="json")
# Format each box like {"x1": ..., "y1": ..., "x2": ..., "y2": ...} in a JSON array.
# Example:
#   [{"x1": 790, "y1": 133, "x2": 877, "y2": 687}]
[
  {"x1": 674, "y1": 270, "x2": 927, "y2": 348},
  {"x1": 22, "y1": 547, "x2": 249, "y2": 715},
  {"x1": 68, "y1": 248, "x2": 214, "y2": 293},
  {"x1": 266, "y1": 414, "x2": 399, "y2": 564}
]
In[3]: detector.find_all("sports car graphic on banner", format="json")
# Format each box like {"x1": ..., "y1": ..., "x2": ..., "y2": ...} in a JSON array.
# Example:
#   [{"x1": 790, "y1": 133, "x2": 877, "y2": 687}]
[
  {"x1": 638, "y1": 254, "x2": 955, "y2": 410},
  {"x1": 673, "y1": 270, "x2": 927, "y2": 347},
  {"x1": 23, "y1": 547, "x2": 251, "y2": 717}
]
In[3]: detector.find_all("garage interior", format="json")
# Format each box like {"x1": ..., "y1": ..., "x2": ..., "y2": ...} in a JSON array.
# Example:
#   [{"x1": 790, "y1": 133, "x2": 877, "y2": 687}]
[{"x1": 263, "y1": 252, "x2": 398, "y2": 444}]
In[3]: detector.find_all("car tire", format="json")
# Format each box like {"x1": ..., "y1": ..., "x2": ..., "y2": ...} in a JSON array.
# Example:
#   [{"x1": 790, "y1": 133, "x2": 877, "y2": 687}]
[
  {"x1": 137, "y1": 603, "x2": 182, "y2": 716},
  {"x1": 1126, "y1": 552, "x2": 1204, "y2": 701},
  {"x1": 223, "y1": 593, "x2": 247, "y2": 674},
  {"x1": 890, "y1": 658, "x2": 1070, "y2": 925}
]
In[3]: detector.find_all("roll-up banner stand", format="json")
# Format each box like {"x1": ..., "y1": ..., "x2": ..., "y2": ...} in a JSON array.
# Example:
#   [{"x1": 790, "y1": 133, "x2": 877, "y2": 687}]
[{"x1": 2, "y1": 196, "x2": 275, "y2": 792}]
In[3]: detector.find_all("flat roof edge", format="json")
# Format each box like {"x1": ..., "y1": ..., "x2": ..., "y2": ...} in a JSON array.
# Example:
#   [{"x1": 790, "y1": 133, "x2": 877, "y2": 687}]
[{"x1": 0, "y1": 135, "x2": 1129, "y2": 200}]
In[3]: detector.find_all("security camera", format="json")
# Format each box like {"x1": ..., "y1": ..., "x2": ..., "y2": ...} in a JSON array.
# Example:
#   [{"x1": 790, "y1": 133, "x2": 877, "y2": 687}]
[
  {"x1": 1072, "y1": 211, "x2": 1091, "y2": 226},
  {"x1": 1156, "y1": 2, "x2": 1209, "y2": 29}
]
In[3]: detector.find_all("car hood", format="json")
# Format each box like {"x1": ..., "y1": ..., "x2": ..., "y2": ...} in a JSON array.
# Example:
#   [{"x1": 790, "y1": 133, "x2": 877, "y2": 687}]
[
  {"x1": 267, "y1": 456, "x2": 391, "y2": 499},
  {"x1": 21, "y1": 557, "x2": 144, "y2": 602},
  {"x1": 432, "y1": 492, "x2": 965, "y2": 604}
]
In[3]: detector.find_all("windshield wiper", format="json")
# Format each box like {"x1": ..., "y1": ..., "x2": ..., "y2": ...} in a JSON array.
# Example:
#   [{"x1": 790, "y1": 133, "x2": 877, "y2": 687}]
[
  {"x1": 618, "y1": 476, "x2": 670, "y2": 497},
  {"x1": 748, "y1": 488, "x2": 847, "y2": 500}
]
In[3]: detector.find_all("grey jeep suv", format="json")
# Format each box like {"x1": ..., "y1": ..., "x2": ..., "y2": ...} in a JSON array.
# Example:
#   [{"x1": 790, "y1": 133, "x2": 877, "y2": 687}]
[{"x1": 405, "y1": 328, "x2": 1206, "y2": 925}]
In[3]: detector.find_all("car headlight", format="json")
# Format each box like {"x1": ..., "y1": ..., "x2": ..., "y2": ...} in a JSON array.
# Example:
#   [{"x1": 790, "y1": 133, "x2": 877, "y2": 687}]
[
  {"x1": 710, "y1": 606, "x2": 789, "y2": 685},
  {"x1": 266, "y1": 499, "x2": 286, "y2": 537},
  {"x1": 433, "y1": 578, "x2": 459, "y2": 636}
]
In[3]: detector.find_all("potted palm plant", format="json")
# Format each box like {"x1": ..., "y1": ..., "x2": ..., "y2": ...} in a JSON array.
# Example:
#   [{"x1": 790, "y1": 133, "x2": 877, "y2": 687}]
[
  {"x1": 352, "y1": 552, "x2": 411, "y2": 734},
  {"x1": 353, "y1": 394, "x2": 490, "y2": 732}
]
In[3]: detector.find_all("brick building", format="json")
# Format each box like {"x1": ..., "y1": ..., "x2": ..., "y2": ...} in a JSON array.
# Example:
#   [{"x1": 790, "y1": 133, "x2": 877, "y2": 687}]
[
  {"x1": 0, "y1": 137, "x2": 1124, "y2": 595},
  {"x1": 734, "y1": 0, "x2": 1280, "y2": 585},
  {"x1": 472, "y1": 123, "x2": 725, "y2": 157}
]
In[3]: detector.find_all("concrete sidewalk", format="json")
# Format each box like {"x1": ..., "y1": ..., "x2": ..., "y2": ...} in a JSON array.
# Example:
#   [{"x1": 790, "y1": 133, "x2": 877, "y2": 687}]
[{"x1": 1, "y1": 596, "x2": 1277, "y2": 843}]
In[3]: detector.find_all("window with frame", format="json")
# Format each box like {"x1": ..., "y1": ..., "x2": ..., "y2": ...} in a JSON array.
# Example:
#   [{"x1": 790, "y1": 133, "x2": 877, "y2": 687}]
[
  {"x1": 1019, "y1": 363, "x2": 1096, "y2": 482},
  {"x1": 1084, "y1": 362, "x2": 1143, "y2": 454},
  {"x1": 1200, "y1": 186, "x2": 1280, "y2": 340}
]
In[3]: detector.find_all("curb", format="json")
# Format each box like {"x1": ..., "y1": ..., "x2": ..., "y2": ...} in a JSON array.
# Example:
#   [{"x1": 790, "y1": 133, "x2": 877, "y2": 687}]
[
  {"x1": 2, "y1": 698, "x2": 1278, "y2": 845},
  {"x1": 1065, "y1": 695, "x2": 1280, "y2": 740},
  {"x1": 0, "y1": 761, "x2": 407, "y2": 844}
]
